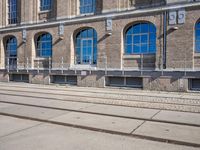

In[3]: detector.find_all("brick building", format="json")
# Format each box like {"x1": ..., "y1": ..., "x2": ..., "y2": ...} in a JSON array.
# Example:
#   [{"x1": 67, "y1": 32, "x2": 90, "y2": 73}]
[{"x1": 0, "y1": 0, "x2": 200, "y2": 92}]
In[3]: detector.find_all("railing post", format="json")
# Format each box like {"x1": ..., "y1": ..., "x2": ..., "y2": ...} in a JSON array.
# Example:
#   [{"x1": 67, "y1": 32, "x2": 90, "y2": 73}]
[
  {"x1": 89, "y1": 56, "x2": 92, "y2": 75},
  {"x1": 61, "y1": 57, "x2": 64, "y2": 74},
  {"x1": 37, "y1": 59, "x2": 39, "y2": 74},
  {"x1": 16, "y1": 57, "x2": 19, "y2": 73},
  {"x1": 74, "y1": 56, "x2": 77, "y2": 75},
  {"x1": 7, "y1": 57, "x2": 9, "y2": 73},
  {"x1": 122, "y1": 58, "x2": 125, "y2": 76},
  {"x1": 49, "y1": 57, "x2": 51, "y2": 74},
  {"x1": 141, "y1": 54, "x2": 143, "y2": 76},
  {"x1": 26, "y1": 57, "x2": 29, "y2": 73},
  {"x1": 161, "y1": 61, "x2": 164, "y2": 76},
  {"x1": 104, "y1": 55, "x2": 107, "y2": 75}
]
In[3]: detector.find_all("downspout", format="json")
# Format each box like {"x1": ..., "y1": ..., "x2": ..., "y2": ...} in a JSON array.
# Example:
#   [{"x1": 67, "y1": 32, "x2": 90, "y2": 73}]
[{"x1": 163, "y1": 11, "x2": 167, "y2": 69}]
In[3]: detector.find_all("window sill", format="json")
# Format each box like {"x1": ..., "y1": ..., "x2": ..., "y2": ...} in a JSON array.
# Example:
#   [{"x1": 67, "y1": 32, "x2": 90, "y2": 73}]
[
  {"x1": 6, "y1": 23, "x2": 18, "y2": 27},
  {"x1": 39, "y1": 10, "x2": 52, "y2": 14},
  {"x1": 71, "y1": 64, "x2": 97, "y2": 69},
  {"x1": 194, "y1": 53, "x2": 200, "y2": 58},
  {"x1": 34, "y1": 57, "x2": 51, "y2": 61},
  {"x1": 123, "y1": 54, "x2": 156, "y2": 59},
  {"x1": 77, "y1": 12, "x2": 95, "y2": 17}
]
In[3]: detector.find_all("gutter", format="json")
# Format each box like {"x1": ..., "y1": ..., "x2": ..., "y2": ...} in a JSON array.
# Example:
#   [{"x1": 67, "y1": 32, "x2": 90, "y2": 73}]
[
  {"x1": 0, "y1": 2, "x2": 200, "y2": 32},
  {"x1": 163, "y1": 11, "x2": 167, "y2": 69}
]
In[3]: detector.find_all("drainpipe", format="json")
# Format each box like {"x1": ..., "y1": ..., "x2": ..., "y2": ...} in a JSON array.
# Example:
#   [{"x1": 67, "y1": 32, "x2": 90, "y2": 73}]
[{"x1": 163, "y1": 11, "x2": 167, "y2": 69}]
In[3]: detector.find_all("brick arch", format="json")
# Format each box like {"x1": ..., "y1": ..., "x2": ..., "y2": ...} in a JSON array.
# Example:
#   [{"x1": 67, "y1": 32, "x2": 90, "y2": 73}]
[
  {"x1": 34, "y1": 31, "x2": 52, "y2": 42},
  {"x1": 3, "y1": 35, "x2": 18, "y2": 56},
  {"x1": 123, "y1": 20, "x2": 156, "y2": 37},
  {"x1": 73, "y1": 26, "x2": 97, "y2": 39}
]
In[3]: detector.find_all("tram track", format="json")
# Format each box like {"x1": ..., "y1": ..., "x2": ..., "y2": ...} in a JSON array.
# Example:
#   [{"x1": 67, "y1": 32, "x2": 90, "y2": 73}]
[
  {"x1": 0, "y1": 83, "x2": 199, "y2": 102},
  {"x1": 0, "y1": 90, "x2": 200, "y2": 113},
  {"x1": 0, "y1": 88, "x2": 200, "y2": 107}
]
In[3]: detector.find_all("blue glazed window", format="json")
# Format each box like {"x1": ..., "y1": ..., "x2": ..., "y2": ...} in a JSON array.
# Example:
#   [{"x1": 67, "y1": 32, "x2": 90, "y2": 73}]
[
  {"x1": 36, "y1": 33, "x2": 52, "y2": 57},
  {"x1": 125, "y1": 23, "x2": 156, "y2": 54},
  {"x1": 80, "y1": 0, "x2": 95, "y2": 14},
  {"x1": 8, "y1": 0, "x2": 17, "y2": 24},
  {"x1": 75, "y1": 28, "x2": 97, "y2": 64},
  {"x1": 40, "y1": 0, "x2": 52, "y2": 11},
  {"x1": 196, "y1": 22, "x2": 200, "y2": 53},
  {"x1": 6, "y1": 36, "x2": 17, "y2": 69},
  {"x1": 6, "y1": 37, "x2": 17, "y2": 57}
]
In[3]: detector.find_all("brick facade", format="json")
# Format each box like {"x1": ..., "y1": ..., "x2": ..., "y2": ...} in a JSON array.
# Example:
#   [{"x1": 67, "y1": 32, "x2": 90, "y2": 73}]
[{"x1": 0, "y1": 0, "x2": 200, "y2": 92}]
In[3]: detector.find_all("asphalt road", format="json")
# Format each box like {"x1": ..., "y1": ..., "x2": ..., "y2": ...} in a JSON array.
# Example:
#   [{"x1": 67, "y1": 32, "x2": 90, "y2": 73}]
[{"x1": 0, "y1": 82, "x2": 200, "y2": 150}]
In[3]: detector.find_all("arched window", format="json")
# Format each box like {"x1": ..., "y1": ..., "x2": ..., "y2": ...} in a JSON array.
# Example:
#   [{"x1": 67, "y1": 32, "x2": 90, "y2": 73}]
[
  {"x1": 80, "y1": 0, "x2": 96, "y2": 14},
  {"x1": 5, "y1": 36, "x2": 17, "y2": 69},
  {"x1": 40, "y1": 0, "x2": 52, "y2": 11},
  {"x1": 8, "y1": 0, "x2": 17, "y2": 24},
  {"x1": 125, "y1": 22, "x2": 156, "y2": 54},
  {"x1": 75, "y1": 28, "x2": 97, "y2": 64},
  {"x1": 195, "y1": 21, "x2": 200, "y2": 53},
  {"x1": 6, "y1": 36, "x2": 17, "y2": 58},
  {"x1": 36, "y1": 33, "x2": 52, "y2": 57}
]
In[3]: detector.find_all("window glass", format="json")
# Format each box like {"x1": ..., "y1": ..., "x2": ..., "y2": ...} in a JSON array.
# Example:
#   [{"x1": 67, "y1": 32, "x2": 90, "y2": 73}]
[
  {"x1": 6, "y1": 37, "x2": 17, "y2": 57},
  {"x1": 8, "y1": 0, "x2": 17, "y2": 24},
  {"x1": 40, "y1": 0, "x2": 52, "y2": 11},
  {"x1": 36, "y1": 33, "x2": 52, "y2": 57},
  {"x1": 75, "y1": 28, "x2": 97, "y2": 64},
  {"x1": 80, "y1": 0, "x2": 95, "y2": 14},
  {"x1": 196, "y1": 22, "x2": 200, "y2": 52},
  {"x1": 125, "y1": 23, "x2": 157, "y2": 54}
]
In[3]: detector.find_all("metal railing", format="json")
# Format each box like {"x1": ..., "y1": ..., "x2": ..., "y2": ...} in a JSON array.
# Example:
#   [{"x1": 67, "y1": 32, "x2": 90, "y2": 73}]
[{"x1": 3, "y1": 55, "x2": 200, "y2": 76}]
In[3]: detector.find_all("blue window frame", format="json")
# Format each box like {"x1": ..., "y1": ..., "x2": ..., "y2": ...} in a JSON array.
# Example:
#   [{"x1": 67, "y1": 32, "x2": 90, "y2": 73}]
[
  {"x1": 6, "y1": 36, "x2": 17, "y2": 69},
  {"x1": 195, "y1": 22, "x2": 200, "y2": 53},
  {"x1": 6, "y1": 36, "x2": 17, "y2": 57},
  {"x1": 125, "y1": 23, "x2": 156, "y2": 54},
  {"x1": 8, "y1": 0, "x2": 17, "y2": 24},
  {"x1": 80, "y1": 0, "x2": 95, "y2": 14},
  {"x1": 36, "y1": 33, "x2": 52, "y2": 57},
  {"x1": 40, "y1": 0, "x2": 52, "y2": 11},
  {"x1": 75, "y1": 28, "x2": 97, "y2": 64}
]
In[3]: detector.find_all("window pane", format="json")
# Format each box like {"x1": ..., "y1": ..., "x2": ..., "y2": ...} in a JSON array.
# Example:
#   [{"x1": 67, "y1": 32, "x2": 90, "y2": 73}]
[
  {"x1": 149, "y1": 24, "x2": 156, "y2": 33},
  {"x1": 126, "y1": 35, "x2": 132, "y2": 44},
  {"x1": 196, "y1": 29, "x2": 200, "y2": 39},
  {"x1": 196, "y1": 23, "x2": 200, "y2": 29},
  {"x1": 196, "y1": 43, "x2": 200, "y2": 52},
  {"x1": 133, "y1": 35, "x2": 140, "y2": 44},
  {"x1": 126, "y1": 28, "x2": 132, "y2": 35},
  {"x1": 126, "y1": 45, "x2": 132, "y2": 54},
  {"x1": 133, "y1": 24, "x2": 140, "y2": 34},
  {"x1": 149, "y1": 44, "x2": 156, "y2": 53},
  {"x1": 141, "y1": 44, "x2": 148, "y2": 53},
  {"x1": 141, "y1": 23, "x2": 149, "y2": 33},
  {"x1": 141, "y1": 34, "x2": 148, "y2": 43},
  {"x1": 133, "y1": 45, "x2": 140, "y2": 54}
]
